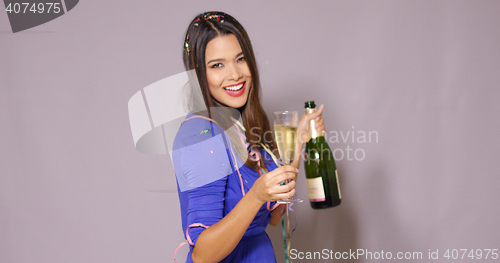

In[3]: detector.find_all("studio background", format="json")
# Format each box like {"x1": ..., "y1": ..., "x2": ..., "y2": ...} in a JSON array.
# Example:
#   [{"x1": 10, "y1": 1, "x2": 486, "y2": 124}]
[{"x1": 1, "y1": 1, "x2": 499, "y2": 262}]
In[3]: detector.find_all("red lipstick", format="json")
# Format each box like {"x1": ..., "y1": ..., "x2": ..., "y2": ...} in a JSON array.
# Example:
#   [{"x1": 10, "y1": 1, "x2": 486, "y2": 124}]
[{"x1": 223, "y1": 81, "x2": 245, "y2": 97}]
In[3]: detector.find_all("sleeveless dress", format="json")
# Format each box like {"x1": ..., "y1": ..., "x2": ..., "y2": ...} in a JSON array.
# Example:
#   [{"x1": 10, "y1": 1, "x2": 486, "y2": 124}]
[{"x1": 172, "y1": 114, "x2": 279, "y2": 263}]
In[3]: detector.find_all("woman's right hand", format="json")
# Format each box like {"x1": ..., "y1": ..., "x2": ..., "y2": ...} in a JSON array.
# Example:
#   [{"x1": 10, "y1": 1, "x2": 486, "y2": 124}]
[{"x1": 248, "y1": 166, "x2": 298, "y2": 204}]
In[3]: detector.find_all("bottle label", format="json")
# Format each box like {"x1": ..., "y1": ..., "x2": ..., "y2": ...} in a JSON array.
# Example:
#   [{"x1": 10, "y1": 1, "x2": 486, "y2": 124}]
[{"x1": 306, "y1": 177, "x2": 326, "y2": 202}]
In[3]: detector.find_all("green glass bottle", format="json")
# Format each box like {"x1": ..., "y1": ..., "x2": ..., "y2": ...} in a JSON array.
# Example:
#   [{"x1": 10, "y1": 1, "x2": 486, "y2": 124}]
[{"x1": 304, "y1": 101, "x2": 341, "y2": 209}]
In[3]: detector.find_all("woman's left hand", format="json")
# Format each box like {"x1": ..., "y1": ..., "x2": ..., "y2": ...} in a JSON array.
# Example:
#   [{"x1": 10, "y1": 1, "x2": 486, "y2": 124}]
[{"x1": 297, "y1": 104, "x2": 326, "y2": 145}]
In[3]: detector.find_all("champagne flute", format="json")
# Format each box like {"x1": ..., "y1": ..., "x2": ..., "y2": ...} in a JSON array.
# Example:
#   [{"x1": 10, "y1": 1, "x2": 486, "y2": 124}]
[
  {"x1": 273, "y1": 111, "x2": 303, "y2": 204},
  {"x1": 274, "y1": 111, "x2": 302, "y2": 263}
]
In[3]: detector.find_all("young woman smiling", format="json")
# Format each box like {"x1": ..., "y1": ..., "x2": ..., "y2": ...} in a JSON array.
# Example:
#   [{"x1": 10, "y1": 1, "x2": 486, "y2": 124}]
[{"x1": 173, "y1": 11, "x2": 325, "y2": 263}]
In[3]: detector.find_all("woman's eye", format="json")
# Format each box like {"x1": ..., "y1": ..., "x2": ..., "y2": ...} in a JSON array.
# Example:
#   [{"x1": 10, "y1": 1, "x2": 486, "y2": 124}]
[
  {"x1": 237, "y1": 56, "x2": 246, "y2": 62},
  {"x1": 211, "y1": 63, "x2": 223, "y2": 68}
]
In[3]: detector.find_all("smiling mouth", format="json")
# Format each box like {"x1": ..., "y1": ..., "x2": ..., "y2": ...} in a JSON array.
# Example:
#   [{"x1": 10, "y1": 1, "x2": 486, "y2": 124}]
[{"x1": 224, "y1": 82, "x2": 245, "y2": 92}]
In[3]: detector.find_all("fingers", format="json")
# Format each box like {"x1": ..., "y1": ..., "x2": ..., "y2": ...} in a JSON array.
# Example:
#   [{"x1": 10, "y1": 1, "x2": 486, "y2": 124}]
[
  {"x1": 315, "y1": 117, "x2": 324, "y2": 128},
  {"x1": 273, "y1": 189, "x2": 296, "y2": 201},
  {"x1": 314, "y1": 117, "x2": 326, "y2": 134},
  {"x1": 279, "y1": 165, "x2": 299, "y2": 179},
  {"x1": 266, "y1": 166, "x2": 297, "y2": 185},
  {"x1": 269, "y1": 165, "x2": 297, "y2": 176},
  {"x1": 283, "y1": 179, "x2": 296, "y2": 191},
  {"x1": 281, "y1": 165, "x2": 299, "y2": 173},
  {"x1": 316, "y1": 104, "x2": 324, "y2": 115},
  {"x1": 254, "y1": 166, "x2": 298, "y2": 202},
  {"x1": 264, "y1": 180, "x2": 295, "y2": 198},
  {"x1": 300, "y1": 104, "x2": 324, "y2": 122},
  {"x1": 308, "y1": 104, "x2": 324, "y2": 119},
  {"x1": 272, "y1": 175, "x2": 297, "y2": 187}
]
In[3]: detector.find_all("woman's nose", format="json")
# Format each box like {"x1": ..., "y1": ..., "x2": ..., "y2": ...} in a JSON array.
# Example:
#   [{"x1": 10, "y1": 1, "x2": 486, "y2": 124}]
[{"x1": 227, "y1": 63, "x2": 242, "y2": 80}]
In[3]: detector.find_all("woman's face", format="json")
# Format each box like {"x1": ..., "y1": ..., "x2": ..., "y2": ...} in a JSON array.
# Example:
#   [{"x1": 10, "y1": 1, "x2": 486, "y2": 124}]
[{"x1": 205, "y1": 34, "x2": 252, "y2": 109}]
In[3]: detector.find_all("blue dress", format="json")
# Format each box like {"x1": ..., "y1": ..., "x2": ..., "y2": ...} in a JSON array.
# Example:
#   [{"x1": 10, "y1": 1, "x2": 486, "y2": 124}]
[{"x1": 172, "y1": 114, "x2": 279, "y2": 263}]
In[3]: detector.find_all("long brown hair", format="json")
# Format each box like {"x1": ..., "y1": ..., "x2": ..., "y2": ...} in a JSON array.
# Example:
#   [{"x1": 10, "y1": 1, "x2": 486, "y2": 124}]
[{"x1": 182, "y1": 11, "x2": 277, "y2": 170}]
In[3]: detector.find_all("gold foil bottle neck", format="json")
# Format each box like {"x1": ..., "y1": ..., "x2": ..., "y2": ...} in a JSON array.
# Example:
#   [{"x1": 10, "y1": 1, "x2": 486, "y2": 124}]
[{"x1": 305, "y1": 107, "x2": 321, "y2": 139}]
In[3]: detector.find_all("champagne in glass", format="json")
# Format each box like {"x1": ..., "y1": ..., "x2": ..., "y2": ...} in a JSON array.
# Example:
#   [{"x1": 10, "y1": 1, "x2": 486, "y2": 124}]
[
  {"x1": 273, "y1": 111, "x2": 303, "y2": 204},
  {"x1": 274, "y1": 124, "x2": 298, "y2": 165}
]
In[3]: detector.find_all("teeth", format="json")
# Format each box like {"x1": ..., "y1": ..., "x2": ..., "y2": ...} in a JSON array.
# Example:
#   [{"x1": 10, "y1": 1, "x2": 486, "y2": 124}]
[{"x1": 225, "y1": 83, "x2": 243, "y2": 91}]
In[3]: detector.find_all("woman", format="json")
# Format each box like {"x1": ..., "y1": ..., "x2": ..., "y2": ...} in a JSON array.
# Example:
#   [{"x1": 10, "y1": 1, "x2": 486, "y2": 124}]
[{"x1": 173, "y1": 11, "x2": 325, "y2": 263}]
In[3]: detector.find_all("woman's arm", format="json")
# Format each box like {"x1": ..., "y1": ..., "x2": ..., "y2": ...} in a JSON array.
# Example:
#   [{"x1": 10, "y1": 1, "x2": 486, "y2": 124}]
[{"x1": 191, "y1": 166, "x2": 298, "y2": 263}]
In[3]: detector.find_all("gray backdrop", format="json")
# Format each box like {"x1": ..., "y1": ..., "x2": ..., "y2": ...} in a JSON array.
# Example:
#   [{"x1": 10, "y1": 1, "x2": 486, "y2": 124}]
[{"x1": 1, "y1": 1, "x2": 499, "y2": 262}]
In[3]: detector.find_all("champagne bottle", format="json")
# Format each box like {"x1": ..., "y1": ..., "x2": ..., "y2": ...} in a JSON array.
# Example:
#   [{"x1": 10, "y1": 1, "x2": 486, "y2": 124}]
[{"x1": 303, "y1": 101, "x2": 341, "y2": 209}]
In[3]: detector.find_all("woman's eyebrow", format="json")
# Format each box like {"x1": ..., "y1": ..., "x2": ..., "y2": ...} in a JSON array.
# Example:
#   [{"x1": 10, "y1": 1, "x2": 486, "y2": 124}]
[
  {"x1": 206, "y1": 58, "x2": 225, "y2": 65},
  {"x1": 207, "y1": 52, "x2": 244, "y2": 65}
]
